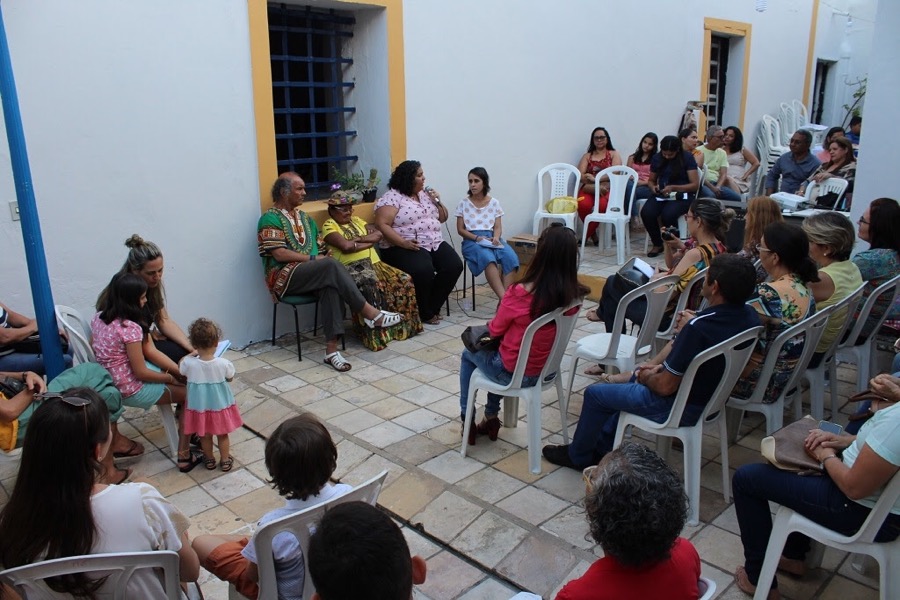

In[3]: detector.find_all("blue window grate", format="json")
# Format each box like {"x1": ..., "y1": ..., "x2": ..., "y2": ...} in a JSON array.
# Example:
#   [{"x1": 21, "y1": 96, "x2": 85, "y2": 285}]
[{"x1": 269, "y1": 3, "x2": 356, "y2": 196}]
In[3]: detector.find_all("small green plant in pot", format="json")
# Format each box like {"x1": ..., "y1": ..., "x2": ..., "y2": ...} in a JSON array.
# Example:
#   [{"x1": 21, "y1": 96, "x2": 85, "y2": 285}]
[{"x1": 331, "y1": 167, "x2": 380, "y2": 203}]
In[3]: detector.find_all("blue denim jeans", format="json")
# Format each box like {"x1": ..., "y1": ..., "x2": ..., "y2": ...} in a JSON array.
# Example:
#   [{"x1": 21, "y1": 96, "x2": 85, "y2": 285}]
[
  {"x1": 700, "y1": 184, "x2": 742, "y2": 202},
  {"x1": 0, "y1": 349, "x2": 73, "y2": 376},
  {"x1": 567, "y1": 380, "x2": 703, "y2": 468},
  {"x1": 732, "y1": 462, "x2": 900, "y2": 588},
  {"x1": 459, "y1": 348, "x2": 537, "y2": 420}
]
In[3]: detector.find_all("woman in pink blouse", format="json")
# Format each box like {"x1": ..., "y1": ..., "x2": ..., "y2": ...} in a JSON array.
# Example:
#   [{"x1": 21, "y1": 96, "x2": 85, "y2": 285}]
[{"x1": 375, "y1": 160, "x2": 463, "y2": 325}]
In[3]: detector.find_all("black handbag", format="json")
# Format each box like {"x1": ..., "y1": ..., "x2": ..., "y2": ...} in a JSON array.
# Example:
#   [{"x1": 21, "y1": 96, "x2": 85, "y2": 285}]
[
  {"x1": 11, "y1": 334, "x2": 69, "y2": 355},
  {"x1": 612, "y1": 257, "x2": 650, "y2": 296},
  {"x1": 461, "y1": 325, "x2": 501, "y2": 354},
  {"x1": 0, "y1": 376, "x2": 26, "y2": 399}
]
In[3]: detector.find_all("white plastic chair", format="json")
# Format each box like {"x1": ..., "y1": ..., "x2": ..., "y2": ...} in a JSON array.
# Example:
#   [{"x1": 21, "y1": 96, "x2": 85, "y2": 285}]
[
  {"x1": 580, "y1": 165, "x2": 638, "y2": 266},
  {"x1": 613, "y1": 326, "x2": 764, "y2": 526},
  {"x1": 55, "y1": 304, "x2": 181, "y2": 460},
  {"x1": 726, "y1": 305, "x2": 834, "y2": 440},
  {"x1": 752, "y1": 470, "x2": 900, "y2": 600},
  {"x1": 564, "y1": 275, "x2": 680, "y2": 413},
  {"x1": 0, "y1": 550, "x2": 181, "y2": 599},
  {"x1": 803, "y1": 177, "x2": 849, "y2": 208},
  {"x1": 651, "y1": 268, "x2": 708, "y2": 355},
  {"x1": 461, "y1": 301, "x2": 583, "y2": 474},
  {"x1": 792, "y1": 99, "x2": 809, "y2": 127},
  {"x1": 237, "y1": 470, "x2": 388, "y2": 600},
  {"x1": 835, "y1": 274, "x2": 900, "y2": 393},
  {"x1": 533, "y1": 163, "x2": 581, "y2": 235},
  {"x1": 778, "y1": 102, "x2": 796, "y2": 146},
  {"x1": 698, "y1": 575, "x2": 717, "y2": 600},
  {"x1": 802, "y1": 282, "x2": 867, "y2": 420}
]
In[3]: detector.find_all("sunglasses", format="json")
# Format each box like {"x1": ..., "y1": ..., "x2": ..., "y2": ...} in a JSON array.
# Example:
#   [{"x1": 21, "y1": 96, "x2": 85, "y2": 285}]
[{"x1": 36, "y1": 392, "x2": 91, "y2": 407}]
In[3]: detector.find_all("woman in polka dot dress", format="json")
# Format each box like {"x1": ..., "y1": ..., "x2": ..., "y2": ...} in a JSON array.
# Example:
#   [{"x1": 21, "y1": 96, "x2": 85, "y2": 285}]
[{"x1": 455, "y1": 167, "x2": 520, "y2": 300}]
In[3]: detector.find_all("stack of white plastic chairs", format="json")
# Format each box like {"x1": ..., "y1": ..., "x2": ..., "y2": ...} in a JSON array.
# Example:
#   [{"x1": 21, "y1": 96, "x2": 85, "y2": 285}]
[{"x1": 753, "y1": 99, "x2": 808, "y2": 195}]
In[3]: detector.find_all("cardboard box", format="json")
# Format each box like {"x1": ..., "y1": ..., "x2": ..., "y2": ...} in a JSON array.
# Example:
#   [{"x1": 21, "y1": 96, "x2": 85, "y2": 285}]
[
  {"x1": 578, "y1": 274, "x2": 606, "y2": 302},
  {"x1": 509, "y1": 234, "x2": 539, "y2": 269}
]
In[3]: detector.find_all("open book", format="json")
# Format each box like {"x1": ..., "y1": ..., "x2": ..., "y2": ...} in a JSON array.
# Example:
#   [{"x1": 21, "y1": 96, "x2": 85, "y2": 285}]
[{"x1": 215, "y1": 340, "x2": 231, "y2": 358}]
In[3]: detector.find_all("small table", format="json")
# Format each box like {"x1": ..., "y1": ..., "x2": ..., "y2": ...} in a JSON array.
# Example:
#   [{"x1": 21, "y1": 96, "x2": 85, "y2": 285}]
[{"x1": 781, "y1": 207, "x2": 851, "y2": 225}]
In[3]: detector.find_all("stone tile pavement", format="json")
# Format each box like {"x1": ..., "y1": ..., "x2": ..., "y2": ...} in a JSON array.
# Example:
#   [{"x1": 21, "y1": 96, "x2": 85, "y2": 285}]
[{"x1": 0, "y1": 232, "x2": 884, "y2": 599}]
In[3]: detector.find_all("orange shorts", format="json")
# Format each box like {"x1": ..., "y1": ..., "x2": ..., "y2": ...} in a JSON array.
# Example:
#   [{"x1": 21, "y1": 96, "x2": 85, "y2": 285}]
[{"x1": 203, "y1": 538, "x2": 259, "y2": 599}]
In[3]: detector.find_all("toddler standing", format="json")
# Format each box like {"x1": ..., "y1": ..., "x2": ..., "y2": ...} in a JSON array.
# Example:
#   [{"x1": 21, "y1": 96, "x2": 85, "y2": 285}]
[{"x1": 179, "y1": 318, "x2": 242, "y2": 471}]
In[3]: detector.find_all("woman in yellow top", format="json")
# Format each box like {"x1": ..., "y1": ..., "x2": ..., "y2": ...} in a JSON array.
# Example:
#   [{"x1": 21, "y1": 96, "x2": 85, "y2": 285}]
[{"x1": 322, "y1": 195, "x2": 423, "y2": 351}]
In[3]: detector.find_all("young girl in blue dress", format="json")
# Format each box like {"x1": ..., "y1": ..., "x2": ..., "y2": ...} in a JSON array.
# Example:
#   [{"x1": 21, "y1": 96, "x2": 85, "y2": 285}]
[{"x1": 179, "y1": 318, "x2": 242, "y2": 471}]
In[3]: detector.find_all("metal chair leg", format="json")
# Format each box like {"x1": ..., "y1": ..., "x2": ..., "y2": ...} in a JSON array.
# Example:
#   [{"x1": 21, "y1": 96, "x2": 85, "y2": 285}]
[{"x1": 292, "y1": 305, "x2": 301, "y2": 361}]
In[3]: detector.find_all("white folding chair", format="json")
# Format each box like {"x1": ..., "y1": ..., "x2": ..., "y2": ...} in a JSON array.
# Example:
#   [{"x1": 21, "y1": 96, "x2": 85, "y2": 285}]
[
  {"x1": 580, "y1": 165, "x2": 638, "y2": 266},
  {"x1": 0, "y1": 550, "x2": 181, "y2": 600},
  {"x1": 835, "y1": 274, "x2": 900, "y2": 393},
  {"x1": 652, "y1": 268, "x2": 708, "y2": 355},
  {"x1": 752, "y1": 470, "x2": 900, "y2": 600},
  {"x1": 802, "y1": 283, "x2": 867, "y2": 420},
  {"x1": 564, "y1": 275, "x2": 680, "y2": 415},
  {"x1": 461, "y1": 301, "x2": 583, "y2": 474},
  {"x1": 613, "y1": 326, "x2": 764, "y2": 526},
  {"x1": 55, "y1": 304, "x2": 180, "y2": 460},
  {"x1": 55, "y1": 305, "x2": 96, "y2": 365},
  {"x1": 533, "y1": 163, "x2": 580, "y2": 235},
  {"x1": 238, "y1": 470, "x2": 389, "y2": 600},
  {"x1": 803, "y1": 177, "x2": 849, "y2": 208},
  {"x1": 726, "y1": 305, "x2": 834, "y2": 440}
]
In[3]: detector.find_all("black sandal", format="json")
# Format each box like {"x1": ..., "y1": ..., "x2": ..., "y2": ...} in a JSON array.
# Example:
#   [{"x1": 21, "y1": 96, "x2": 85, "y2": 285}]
[{"x1": 177, "y1": 450, "x2": 204, "y2": 473}]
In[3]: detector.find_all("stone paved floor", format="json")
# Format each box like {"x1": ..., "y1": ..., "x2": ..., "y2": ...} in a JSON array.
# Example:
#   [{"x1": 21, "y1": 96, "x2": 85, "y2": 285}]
[{"x1": 0, "y1": 230, "x2": 884, "y2": 599}]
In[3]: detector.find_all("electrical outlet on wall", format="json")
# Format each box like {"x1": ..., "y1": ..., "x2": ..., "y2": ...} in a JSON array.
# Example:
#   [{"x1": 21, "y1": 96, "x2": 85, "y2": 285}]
[{"x1": 9, "y1": 201, "x2": 19, "y2": 221}]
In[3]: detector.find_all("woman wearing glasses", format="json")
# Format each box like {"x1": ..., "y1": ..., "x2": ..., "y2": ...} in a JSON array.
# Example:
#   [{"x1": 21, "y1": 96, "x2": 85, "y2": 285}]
[
  {"x1": 0, "y1": 388, "x2": 200, "y2": 597},
  {"x1": 730, "y1": 223, "x2": 817, "y2": 403},
  {"x1": 576, "y1": 127, "x2": 623, "y2": 245},
  {"x1": 588, "y1": 199, "x2": 730, "y2": 346},
  {"x1": 852, "y1": 198, "x2": 900, "y2": 339},
  {"x1": 321, "y1": 194, "x2": 423, "y2": 351}
]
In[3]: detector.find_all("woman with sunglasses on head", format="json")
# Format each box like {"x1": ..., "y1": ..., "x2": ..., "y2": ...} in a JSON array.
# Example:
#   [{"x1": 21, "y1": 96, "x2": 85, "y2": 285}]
[
  {"x1": 576, "y1": 127, "x2": 623, "y2": 245},
  {"x1": 321, "y1": 193, "x2": 423, "y2": 351},
  {"x1": 0, "y1": 388, "x2": 200, "y2": 598}
]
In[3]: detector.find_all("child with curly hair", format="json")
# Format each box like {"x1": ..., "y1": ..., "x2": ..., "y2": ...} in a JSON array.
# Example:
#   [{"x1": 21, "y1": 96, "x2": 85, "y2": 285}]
[{"x1": 179, "y1": 318, "x2": 242, "y2": 471}]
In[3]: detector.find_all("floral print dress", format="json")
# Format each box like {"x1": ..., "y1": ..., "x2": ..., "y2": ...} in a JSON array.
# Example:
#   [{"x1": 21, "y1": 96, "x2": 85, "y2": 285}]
[{"x1": 732, "y1": 274, "x2": 814, "y2": 403}]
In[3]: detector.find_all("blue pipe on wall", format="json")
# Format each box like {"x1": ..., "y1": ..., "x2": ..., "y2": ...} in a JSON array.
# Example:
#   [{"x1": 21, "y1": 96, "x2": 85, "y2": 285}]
[{"x1": 0, "y1": 4, "x2": 66, "y2": 378}]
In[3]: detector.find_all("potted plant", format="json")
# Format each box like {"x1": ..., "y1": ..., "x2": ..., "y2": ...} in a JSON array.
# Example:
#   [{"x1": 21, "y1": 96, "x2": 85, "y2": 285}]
[{"x1": 331, "y1": 167, "x2": 380, "y2": 203}]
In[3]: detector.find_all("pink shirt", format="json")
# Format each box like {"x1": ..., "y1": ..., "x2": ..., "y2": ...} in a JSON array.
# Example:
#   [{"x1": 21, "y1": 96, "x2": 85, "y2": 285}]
[
  {"x1": 376, "y1": 189, "x2": 444, "y2": 251},
  {"x1": 91, "y1": 313, "x2": 145, "y2": 398},
  {"x1": 489, "y1": 284, "x2": 561, "y2": 376},
  {"x1": 631, "y1": 161, "x2": 652, "y2": 182}
]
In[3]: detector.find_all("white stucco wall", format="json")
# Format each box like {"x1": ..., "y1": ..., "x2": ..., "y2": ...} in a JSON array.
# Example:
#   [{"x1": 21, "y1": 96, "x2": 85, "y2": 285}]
[
  {"x1": 401, "y1": 0, "x2": 818, "y2": 240},
  {"x1": 811, "y1": 0, "x2": 876, "y2": 128},
  {"x1": 0, "y1": 0, "x2": 270, "y2": 346},
  {"x1": 848, "y1": 0, "x2": 898, "y2": 229}
]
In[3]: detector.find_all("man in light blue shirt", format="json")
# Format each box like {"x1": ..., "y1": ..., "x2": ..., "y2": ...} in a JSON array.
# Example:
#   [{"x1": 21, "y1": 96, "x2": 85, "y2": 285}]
[{"x1": 765, "y1": 129, "x2": 820, "y2": 195}]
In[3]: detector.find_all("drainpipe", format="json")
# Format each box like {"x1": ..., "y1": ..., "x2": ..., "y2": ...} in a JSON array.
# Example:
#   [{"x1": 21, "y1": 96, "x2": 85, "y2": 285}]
[{"x1": 0, "y1": 5, "x2": 66, "y2": 378}]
